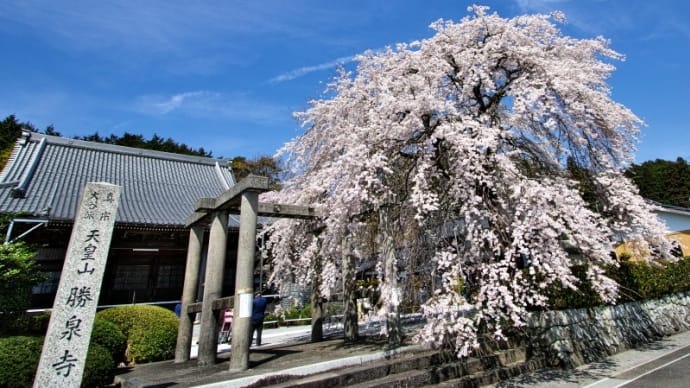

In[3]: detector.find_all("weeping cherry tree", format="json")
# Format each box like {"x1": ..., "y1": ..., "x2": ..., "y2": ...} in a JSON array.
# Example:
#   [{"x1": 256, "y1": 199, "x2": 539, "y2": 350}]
[{"x1": 264, "y1": 6, "x2": 673, "y2": 356}]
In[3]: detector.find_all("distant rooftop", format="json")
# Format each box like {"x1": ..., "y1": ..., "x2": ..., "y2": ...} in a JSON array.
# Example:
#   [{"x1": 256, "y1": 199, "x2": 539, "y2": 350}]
[{"x1": 0, "y1": 131, "x2": 236, "y2": 227}]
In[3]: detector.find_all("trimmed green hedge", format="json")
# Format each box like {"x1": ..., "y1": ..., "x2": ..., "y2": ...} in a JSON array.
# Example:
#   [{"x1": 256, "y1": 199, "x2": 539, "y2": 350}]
[
  {"x1": 0, "y1": 336, "x2": 43, "y2": 387},
  {"x1": 90, "y1": 317, "x2": 126, "y2": 365},
  {"x1": 265, "y1": 303, "x2": 314, "y2": 326},
  {"x1": 615, "y1": 257, "x2": 690, "y2": 301},
  {"x1": 82, "y1": 343, "x2": 115, "y2": 388},
  {"x1": 544, "y1": 257, "x2": 690, "y2": 309},
  {"x1": 0, "y1": 318, "x2": 122, "y2": 387},
  {"x1": 96, "y1": 305, "x2": 178, "y2": 364}
]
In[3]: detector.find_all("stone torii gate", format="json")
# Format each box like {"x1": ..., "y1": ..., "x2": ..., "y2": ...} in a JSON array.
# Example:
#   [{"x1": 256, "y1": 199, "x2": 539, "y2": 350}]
[{"x1": 174, "y1": 175, "x2": 320, "y2": 371}]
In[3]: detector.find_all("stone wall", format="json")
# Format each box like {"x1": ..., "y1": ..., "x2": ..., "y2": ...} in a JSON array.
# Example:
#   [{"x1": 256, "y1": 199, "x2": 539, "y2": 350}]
[{"x1": 526, "y1": 291, "x2": 690, "y2": 367}]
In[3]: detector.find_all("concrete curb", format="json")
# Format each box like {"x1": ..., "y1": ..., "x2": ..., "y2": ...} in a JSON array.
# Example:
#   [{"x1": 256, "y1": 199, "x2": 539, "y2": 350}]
[{"x1": 197, "y1": 343, "x2": 428, "y2": 387}]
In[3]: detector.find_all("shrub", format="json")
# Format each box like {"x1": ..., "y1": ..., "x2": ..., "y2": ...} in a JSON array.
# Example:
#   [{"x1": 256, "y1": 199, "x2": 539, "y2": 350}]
[
  {"x1": 82, "y1": 343, "x2": 115, "y2": 388},
  {"x1": 0, "y1": 239, "x2": 44, "y2": 334},
  {"x1": 543, "y1": 257, "x2": 690, "y2": 309},
  {"x1": 615, "y1": 257, "x2": 690, "y2": 301},
  {"x1": 90, "y1": 317, "x2": 126, "y2": 365},
  {"x1": 265, "y1": 302, "x2": 314, "y2": 326},
  {"x1": 279, "y1": 302, "x2": 310, "y2": 320},
  {"x1": 96, "y1": 305, "x2": 179, "y2": 364},
  {"x1": 128, "y1": 323, "x2": 179, "y2": 363},
  {"x1": 543, "y1": 265, "x2": 602, "y2": 310},
  {"x1": 0, "y1": 216, "x2": 46, "y2": 336},
  {"x1": 0, "y1": 336, "x2": 43, "y2": 387},
  {"x1": 0, "y1": 334, "x2": 118, "y2": 388}
]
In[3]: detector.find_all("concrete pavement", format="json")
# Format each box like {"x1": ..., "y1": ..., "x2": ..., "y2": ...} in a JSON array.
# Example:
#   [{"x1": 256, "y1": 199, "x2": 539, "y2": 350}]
[
  {"x1": 188, "y1": 322, "x2": 316, "y2": 359},
  {"x1": 115, "y1": 318, "x2": 425, "y2": 387}
]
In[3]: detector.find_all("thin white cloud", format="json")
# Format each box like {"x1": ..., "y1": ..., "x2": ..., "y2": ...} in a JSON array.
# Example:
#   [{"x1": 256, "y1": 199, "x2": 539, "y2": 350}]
[
  {"x1": 513, "y1": 0, "x2": 605, "y2": 33},
  {"x1": 0, "y1": 1, "x2": 356, "y2": 56},
  {"x1": 155, "y1": 91, "x2": 210, "y2": 114},
  {"x1": 667, "y1": 19, "x2": 690, "y2": 41},
  {"x1": 137, "y1": 91, "x2": 290, "y2": 124},
  {"x1": 512, "y1": 0, "x2": 654, "y2": 36},
  {"x1": 269, "y1": 55, "x2": 355, "y2": 83},
  {"x1": 514, "y1": 0, "x2": 570, "y2": 12}
]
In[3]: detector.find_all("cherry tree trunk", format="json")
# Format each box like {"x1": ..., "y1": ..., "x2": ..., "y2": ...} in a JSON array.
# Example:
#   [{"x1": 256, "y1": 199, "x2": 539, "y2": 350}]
[
  {"x1": 342, "y1": 238, "x2": 359, "y2": 342},
  {"x1": 311, "y1": 253, "x2": 324, "y2": 342},
  {"x1": 382, "y1": 221, "x2": 403, "y2": 347}
]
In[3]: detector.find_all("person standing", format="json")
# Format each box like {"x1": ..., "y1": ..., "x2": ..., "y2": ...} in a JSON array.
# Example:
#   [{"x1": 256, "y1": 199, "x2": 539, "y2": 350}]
[{"x1": 251, "y1": 292, "x2": 267, "y2": 346}]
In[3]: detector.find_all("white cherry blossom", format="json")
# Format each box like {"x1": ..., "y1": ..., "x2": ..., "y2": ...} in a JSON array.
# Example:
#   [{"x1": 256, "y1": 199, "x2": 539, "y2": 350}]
[{"x1": 263, "y1": 6, "x2": 671, "y2": 357}]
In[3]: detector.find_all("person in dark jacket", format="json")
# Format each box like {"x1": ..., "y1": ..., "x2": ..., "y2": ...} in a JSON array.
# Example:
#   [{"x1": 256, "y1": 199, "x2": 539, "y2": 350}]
[{"x1": 251, "y1": 292, "x2": 268, "y2": 346}]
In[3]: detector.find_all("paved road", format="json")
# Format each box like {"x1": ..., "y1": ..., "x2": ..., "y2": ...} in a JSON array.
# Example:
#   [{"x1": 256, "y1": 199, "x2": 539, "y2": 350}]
[
  {"x1": 613, "y1": 347, "x2": 690, "y2": 388},
  {"x1": 491, "y1": 330, "x2": 690, "y2": 388}
]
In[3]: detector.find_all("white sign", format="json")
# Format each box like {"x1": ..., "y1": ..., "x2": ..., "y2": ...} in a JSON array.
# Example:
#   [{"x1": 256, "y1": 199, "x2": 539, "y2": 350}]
[{"x1": 239, "y1": 292, "x2": 252, "y2": 318}]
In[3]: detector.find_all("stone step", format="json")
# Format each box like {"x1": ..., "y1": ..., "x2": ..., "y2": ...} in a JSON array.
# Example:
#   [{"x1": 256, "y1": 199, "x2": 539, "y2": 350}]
[
  {"x1": 342, "y1": 349, "x2": 525, "y2": 388},
  {"x1": 497, "y1": 347, "x2": 526, "y2": 365},
  {"x1": 263, "y1": 349, "x2": 441, "y2": 388},
  {"x1": 346, "y1": 368, "x2": 435, "y2": 388},
  {"x1": 254, "y1": 346, "x2": 528, "y2": 387},
  {"x1": 428, "y1": 356, "x2": 547, "y2": 387}
]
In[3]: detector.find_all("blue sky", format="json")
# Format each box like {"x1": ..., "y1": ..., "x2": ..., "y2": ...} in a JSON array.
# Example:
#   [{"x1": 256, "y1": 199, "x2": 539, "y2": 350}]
[{"x1": 0, "y1": 0, "x2": 688, "y2": 163}]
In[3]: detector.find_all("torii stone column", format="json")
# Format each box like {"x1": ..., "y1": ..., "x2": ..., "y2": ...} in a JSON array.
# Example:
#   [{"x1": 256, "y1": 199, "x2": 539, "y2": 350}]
[
  {"x1": 174, "y1": 224, "x2": 204, "y2": 362},
  {"x1": 197, "y1": 210, "x2": 229, "y2": 366},
  {"x1": 228, "y1": 187, "x2": 260, "y2": 371}
]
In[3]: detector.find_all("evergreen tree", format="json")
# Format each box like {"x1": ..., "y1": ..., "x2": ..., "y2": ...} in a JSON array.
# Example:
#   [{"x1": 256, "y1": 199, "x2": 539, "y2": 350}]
[
  {"x1": 0, "y1": 115, "x2": 38, "y2": 170},
  {"x1": 73, "y1": 131, "x2": 213, "y2": 157},
  {"x1": 627, "y1": 158, "x2": 690, "y2": 208},
  {"x1": 230, "y1": 155, "x2": 282, "y2": 189}
]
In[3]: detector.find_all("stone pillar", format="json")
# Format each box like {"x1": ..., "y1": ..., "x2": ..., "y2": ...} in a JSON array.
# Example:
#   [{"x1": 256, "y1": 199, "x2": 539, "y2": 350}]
[
  {"x1": 229, "y1": 191, "x2": 260, "y2": 371},
  {"x1": 175, "y1": 225, "x2": 204, "y2": 363},
  {"x1": 33, "y1": 183, "x2": 121, "y2": 388},
  {"x1": 197, "y1": 211, "x2": 228, "y2": 367}
]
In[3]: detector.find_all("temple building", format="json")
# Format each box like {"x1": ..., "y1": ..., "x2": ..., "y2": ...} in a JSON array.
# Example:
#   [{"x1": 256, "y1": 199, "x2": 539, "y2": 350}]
[{"x1": 0, "y1": 131, "x2": 241, "y2": 309}]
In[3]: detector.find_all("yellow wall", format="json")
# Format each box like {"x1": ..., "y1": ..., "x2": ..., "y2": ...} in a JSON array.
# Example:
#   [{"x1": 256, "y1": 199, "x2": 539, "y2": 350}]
[
  {"x1": 668, "y1": 230, "x2": 690, "y2": 257},
  {"x1": 615, "y1": 230, "x2": 690, "y2": 260}
]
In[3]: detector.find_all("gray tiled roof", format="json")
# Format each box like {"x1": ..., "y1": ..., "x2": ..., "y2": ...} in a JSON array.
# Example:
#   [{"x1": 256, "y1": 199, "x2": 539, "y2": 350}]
[{"x1": 0, "y1": 131, "x2": 236, "y2": 227}]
